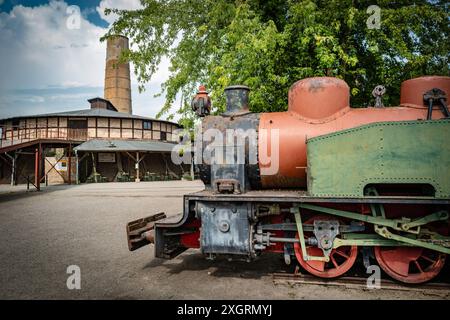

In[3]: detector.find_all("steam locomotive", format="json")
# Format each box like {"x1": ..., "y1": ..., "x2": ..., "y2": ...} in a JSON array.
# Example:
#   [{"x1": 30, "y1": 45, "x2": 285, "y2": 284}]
[{"x1": 127, "y1": 75, "x2": 450, "y2": 284}]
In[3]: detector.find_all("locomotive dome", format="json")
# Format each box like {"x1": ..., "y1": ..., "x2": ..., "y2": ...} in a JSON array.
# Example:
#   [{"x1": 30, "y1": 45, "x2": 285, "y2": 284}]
[
  {"x1": 400, "y1": 76, "x2": 450, "y2": 107},
  {"x1": 288, "y1": 77, "x2": 350, "y2": 120}
]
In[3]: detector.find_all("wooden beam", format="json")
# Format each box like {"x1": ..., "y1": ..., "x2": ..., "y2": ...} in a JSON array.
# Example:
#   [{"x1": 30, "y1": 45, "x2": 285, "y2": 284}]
[
  {"x1": 78, "y1": 153, "x2": 89, "y2": 162},
  {"x1": 68, "y1": 143, "x2": 72, "y2": 185},
  {"x1": 4, "y1": 152, "x2": 16, "y2": 186},
  {"x1": 35, "y1": 146, "x2": 40, "y2": 191},
  {"x1": 125, "y1": 151, "x2": 136, "y2": 162},
  {"x1": 0, "y1": 154, "x2": 12, "y2": 167},
  {"x1": 91, "y1": 152, "x2": 98, "y2": 183},
  {"x1": 137, "y1": 153, "x2": 146, "y2": 164}
]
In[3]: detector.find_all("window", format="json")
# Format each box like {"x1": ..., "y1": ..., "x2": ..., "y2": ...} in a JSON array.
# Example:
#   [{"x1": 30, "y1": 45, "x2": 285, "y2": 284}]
[
  {"x1": 143, "y1": 121, "x2": 152, "y2": 130},
  {"x1": 160, "y1": 131, "x2": 167, "y2": 141},
  {"x1": 12, "y1": 119, "x2": 20, "y2": 130},
  {"x1": 68, "y1": 119, "x2": 88, "y2": 129}
]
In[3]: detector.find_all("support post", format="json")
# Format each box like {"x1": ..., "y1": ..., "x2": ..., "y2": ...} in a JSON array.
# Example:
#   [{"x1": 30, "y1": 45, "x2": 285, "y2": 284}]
[
  {"x1": 135, "y1": 152, "x2": 140, "y2": 182},
  {"x1": 39, "y1": 143, "x2": 43, "y2": 190},
  {"x1": 190, "y1": 157, "x2": 194, "y2": 180},
  {"x1": 75, "y1": 150, "x2": 79, "y2": 185},
  {"x1": 11, "y1": 153, "x2": 16, "y2": 186},
  {"x1": 91, "y1": 152, "x2": 97, "y2": 183},
  {"x1": 5, "y1": 152, "x2": 17, "y2": 186},
  {"x1": 68, "y1": 143, "x2": 72, "y2": 185},
  {"x1": 114, "y1": 152, "x2": 123, "y2": 182},
  {"x1": 35, "y1": 147, "x2": 40, "y2": 191}
]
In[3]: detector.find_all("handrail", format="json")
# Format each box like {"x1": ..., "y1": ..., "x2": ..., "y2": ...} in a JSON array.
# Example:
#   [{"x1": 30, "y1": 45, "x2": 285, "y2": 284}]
[{"x1": 0, "y1": 125, "x2": 88, "y2": 149}]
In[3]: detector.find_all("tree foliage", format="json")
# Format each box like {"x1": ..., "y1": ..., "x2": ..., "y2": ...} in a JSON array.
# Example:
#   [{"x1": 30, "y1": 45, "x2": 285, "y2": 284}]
[{"x1": 103, "y1": 0, "x2": 449, "y2": 127}]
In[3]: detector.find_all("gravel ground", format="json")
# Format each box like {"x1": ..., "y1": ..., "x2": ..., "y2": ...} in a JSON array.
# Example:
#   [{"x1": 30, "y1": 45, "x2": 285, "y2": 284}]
[{"x1": 0, "y1": 181, "x2": 448, "y2": 300}]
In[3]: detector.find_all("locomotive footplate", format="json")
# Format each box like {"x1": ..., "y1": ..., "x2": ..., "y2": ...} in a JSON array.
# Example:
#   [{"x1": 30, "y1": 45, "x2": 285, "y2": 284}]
[{"x1": 184, "y1": 189, "x2": 450, "y2": 205}]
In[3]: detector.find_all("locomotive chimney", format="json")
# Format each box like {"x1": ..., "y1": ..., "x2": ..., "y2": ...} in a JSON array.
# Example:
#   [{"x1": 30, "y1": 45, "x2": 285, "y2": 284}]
[
  {"x1": 224, "y1": 85, "x2": 250, "y2": 116},
  {"x1": 104, "y1": 35, "x2": 132, "y2": 114}
]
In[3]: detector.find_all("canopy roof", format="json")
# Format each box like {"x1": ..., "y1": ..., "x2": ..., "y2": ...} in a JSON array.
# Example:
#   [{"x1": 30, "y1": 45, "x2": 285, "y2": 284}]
[{"x1": 74, "y1": 139, "x2": 177, "y2": 153}]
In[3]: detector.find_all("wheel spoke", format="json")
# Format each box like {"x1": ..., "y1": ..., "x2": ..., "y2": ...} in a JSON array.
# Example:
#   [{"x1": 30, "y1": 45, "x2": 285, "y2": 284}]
[
  {"x1": 334, "y1": 248, "x2": 350, "y2": 259},
  {"x1": 374, "y1": 246, "x2": 446, "y2": 284},
  {"x1": 294, "y1": 215, "x2": 358, "y2": 279},
  {"x1": 414, "y1": 260, "x2": 424, "y2": 273},
  {"x1": 330, "y1": 255, "x2": 339, "y2": 268},
  {"x1": 420, "y1": 255, "x2": 435, "y2": 264}
]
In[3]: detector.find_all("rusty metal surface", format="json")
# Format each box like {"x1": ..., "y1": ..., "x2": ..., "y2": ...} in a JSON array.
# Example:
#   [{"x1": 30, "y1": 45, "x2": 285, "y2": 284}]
[
  {"x1": 126, "y1": 212, "x2": 166, "y2": 251},
  {"x1": 197, "y1": 112, "x2": 260, "y2": 189},
  {"x1": 259, "y1": 76, "x2": 450, "y2": 189},
  {"x1": 288, "y1": 77, "x2": 350, "y2": 121},
  {"x1": 213, "y1": 178, "x2": 242, "y2": 194},
  {"x1": 401, "y1": 76, "x2": 450, "y2": 108},
  {"x1": 191, "y1": 85, "x2": 211, "y2": 117},
  {"x1": 223, "y1": 85, "x2": 251, "y2": 116}
]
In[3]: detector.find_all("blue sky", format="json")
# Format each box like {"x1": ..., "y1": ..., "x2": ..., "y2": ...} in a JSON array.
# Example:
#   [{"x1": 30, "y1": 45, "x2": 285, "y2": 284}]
[
  {"x1": 0, "y1": 0, "x2": 176, "y2": 120},
  {"x1": 0, "y1": 0, "x2": 109, "y2": 27}
]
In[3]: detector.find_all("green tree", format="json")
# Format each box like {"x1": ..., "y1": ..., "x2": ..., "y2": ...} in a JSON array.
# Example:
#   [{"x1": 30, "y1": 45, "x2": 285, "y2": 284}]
[{"x1": 103, "y1": 0, "x2": 449, "y2": 127}]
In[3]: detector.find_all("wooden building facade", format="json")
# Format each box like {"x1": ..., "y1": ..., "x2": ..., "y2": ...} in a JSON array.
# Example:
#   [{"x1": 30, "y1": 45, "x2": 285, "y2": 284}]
[
  {"x1": 0, "y1": 98, "x2": 180, "y2": 149},
  {"x1": 0, "y1": 98, "x2": 185, "y2": 186}
]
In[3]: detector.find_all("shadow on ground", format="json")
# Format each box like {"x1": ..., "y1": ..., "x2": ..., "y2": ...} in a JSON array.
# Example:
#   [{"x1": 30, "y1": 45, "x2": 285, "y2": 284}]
[{"x1": 143, "y1": 251, "x2": 297, "y2": 279}]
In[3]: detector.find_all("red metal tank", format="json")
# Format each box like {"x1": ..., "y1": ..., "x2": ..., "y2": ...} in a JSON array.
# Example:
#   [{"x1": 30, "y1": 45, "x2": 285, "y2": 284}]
[
  {"x1": 400, "y1": 76, "x2": 449, "y2": 107},
  {"x1": 258, "y1": 76, "x2": 450, "y2": 188}
]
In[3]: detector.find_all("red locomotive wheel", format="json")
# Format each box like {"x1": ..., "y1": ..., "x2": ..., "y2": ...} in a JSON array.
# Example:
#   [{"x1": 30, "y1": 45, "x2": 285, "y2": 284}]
[
  {"x1": 294, "y1": 216, "x2": 358, "y2": 278},
  {"x1": 374, "y1": 246, "x2": 446, "y2": 284}
]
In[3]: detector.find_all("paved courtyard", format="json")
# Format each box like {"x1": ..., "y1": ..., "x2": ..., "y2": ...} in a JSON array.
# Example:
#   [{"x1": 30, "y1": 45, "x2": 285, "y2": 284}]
[{"x1": 0, "y1": 181, "x2": 448, "y2": 299}]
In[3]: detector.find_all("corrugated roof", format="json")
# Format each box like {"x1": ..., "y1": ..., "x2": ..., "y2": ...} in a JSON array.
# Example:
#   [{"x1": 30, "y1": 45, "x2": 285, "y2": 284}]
[
  {"x1": 74, "y1": 139, "x2": 177, "y2": 153},
  {"x1": 0, "y1": 108, "x2": 180, "y2": 127}
]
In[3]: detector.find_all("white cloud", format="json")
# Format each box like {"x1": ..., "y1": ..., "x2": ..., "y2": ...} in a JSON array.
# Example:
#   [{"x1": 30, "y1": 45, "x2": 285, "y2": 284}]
[
  {"x1": 0, "y1": 0, "x2": 177, "y2": 121},
  {"x1": 97, "y1": 0, "x2": 143, "y2": 24},
  {"x1": 0, "y1": 0, "x2": 105, "y2": 90}
]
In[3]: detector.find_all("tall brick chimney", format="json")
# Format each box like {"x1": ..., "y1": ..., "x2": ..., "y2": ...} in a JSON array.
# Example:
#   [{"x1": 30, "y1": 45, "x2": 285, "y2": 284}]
[{"x1": 104, "y1": 35, "x2": 132, "y2": 114}]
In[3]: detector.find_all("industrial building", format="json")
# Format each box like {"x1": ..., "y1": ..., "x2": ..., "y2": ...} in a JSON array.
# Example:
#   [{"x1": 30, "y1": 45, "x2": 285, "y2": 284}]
[{"x1": 0, "y1": 36, "x2": 187, "y2": 188}]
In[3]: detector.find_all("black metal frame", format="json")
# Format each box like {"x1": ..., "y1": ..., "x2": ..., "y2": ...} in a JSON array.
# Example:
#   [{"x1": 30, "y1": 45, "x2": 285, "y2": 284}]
[
  {"x1": 149, "y1": 189, "x2": 450, "y2": 259},
  {"x1": 183, "y1": 190, "x2": 450, "y2": 205}
]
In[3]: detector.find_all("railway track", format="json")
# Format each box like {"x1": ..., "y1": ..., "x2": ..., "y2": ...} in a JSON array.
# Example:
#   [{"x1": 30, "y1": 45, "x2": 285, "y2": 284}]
[{"x1": 272, "y1": 271, "x2": 450, "y2": 296}]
